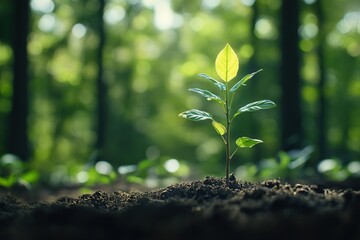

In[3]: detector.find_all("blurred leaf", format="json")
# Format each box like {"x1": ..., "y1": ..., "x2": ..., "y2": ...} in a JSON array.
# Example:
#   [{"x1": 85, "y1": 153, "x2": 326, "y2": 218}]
[
  {"x1": 317, "y1": 159, "x2": 351, "y2": 181},
  {"x1": 215, "y1": 43, "x2": 239, "y2": 82},
  {"x1": 179, "y1": 109, "x2": 213, "y2": 121},
  {"x1": 20, "y1": 170, "x2": 40, "y2": 183},
  {"x1": 236, "y1": 137, "x2": 263, "y2": 148},
  {"x1": 0, "y1": 175, "x2": 17, "y2": 188},
  {"x1": 235, "y1": 164, "x2": 258, "y2": 181},
  {"x1": 0, "y1": 154, "x2": 24, "y2": 176},
  {"x1": 288, "y1": 156, "x2": 309, "y2": 169},
  {"x1": 278, "y1": 151, "x2": 291, "y2": 169},
  {"x1": 127, "y1": 175, "x2": 144, "y2": 184},
  {"x1": 85, "y1": 168, "x2": 114, "y2": 186},
  {"x1": 137, "y1": 159, "x2": 156, "y2": 172},
  {"x1": 176, "y1": 163, "x2": 190, "y2": 177}
]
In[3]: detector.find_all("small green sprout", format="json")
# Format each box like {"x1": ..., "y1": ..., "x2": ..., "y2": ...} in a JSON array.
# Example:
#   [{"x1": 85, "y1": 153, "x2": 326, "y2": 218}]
[{"x1": 179, "y1": 43, "x2": 276, "y2": 187}]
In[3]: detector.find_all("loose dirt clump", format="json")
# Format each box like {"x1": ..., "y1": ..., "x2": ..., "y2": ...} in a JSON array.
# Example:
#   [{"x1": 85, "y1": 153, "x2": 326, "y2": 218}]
[{"x1": 1, "y1": 175, "x2": 359, "y2": 240}]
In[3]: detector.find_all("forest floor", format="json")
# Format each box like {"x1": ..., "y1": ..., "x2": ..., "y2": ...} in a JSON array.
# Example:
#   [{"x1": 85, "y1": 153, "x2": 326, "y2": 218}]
[{"x1": 1, "y1": 175, "x2": 360, "y2": 240}]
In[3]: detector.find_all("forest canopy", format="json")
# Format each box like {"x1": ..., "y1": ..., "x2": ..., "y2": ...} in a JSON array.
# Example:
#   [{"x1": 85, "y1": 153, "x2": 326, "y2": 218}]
[{"x1": 0, "y1": 0, "x2": 359, "y2": 186}]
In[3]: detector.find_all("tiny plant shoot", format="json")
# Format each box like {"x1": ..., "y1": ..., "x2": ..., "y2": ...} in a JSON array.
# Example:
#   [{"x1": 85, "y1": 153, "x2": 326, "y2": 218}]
[{"x1": 179, "y1": 44, "x2": 276, "y2": 187}]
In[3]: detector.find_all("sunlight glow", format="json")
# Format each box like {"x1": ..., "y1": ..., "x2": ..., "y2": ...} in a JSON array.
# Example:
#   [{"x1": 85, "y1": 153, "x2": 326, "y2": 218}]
[
  {"x1": 104, "y1": 5, "x2": 126, "y2": 25},
  {"x1": 317, "y1": 159, "x2": 337, "y2": 173},
  {"x1": 30, "y1": 0, "x2": 55, "y2": 13},
  {"x1": 95, "y1": 161, "x2": 113, "y2": 175},
  {"x1": 347, "y1": 161, "x2": 360, "y2": 176},
  {"x1": 196, "y1": 139, "x2": 222, "y2": 162},
  {"x1": 190, "y1": 16, "x2": 204, "y2": 32},
  {"x1": 142, "y1": 0, "x2": 183, "y2": 30},
  {"x1": 255, "y1": 18, "x2": 276, "y2": 39},
  {"x1": 303, "y1": 0, "x2": 316, "y2": 4},
  {"x1": 299, "y1": 23, "x2": 318, "y2": 39},
  {"x1": 117, "y1": 165, "x2": 137, "y2": 175},
  {"x1": 71, "y1": 23, "x2": 87, "y2": 38},
  {"x1": 76, "y1": 171, "x2": 89, "y2": 183},
  {"x1": 337, "y1": 12, "x2": 360, "y2": 34},
  {"x1": 239, "y1": 44, "x2": 254, "y2": 59},
  {"x1": 241, "y1": 0, "x2": 256, "y2": 7},
  {"x1": 347, "y1": 42, "x2": 360, "y2": 57},
  {"x1": 164, "y1": 159, "x2": 180, "y2": 173},
  {"x1": 38, "y1": 14, "x2": 56, "y2": 32},
  {"x1": 202, "y1": 0, "x2": 221, "y2": 9}
]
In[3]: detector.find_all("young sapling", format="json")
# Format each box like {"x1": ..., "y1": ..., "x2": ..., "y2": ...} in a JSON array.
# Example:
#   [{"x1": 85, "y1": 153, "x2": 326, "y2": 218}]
[{"x1": 179, "y1": 43, "x2": 276, "y2": 187}]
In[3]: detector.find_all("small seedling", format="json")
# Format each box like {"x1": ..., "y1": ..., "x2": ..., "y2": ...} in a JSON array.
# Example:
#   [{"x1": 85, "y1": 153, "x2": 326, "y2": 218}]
[{"x1": 179, "y1": 43, "x2": 276, "y2": 187}]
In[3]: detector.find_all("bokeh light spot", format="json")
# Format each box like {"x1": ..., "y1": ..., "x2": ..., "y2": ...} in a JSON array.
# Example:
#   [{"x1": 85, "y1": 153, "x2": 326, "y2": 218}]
[
  {"x1": 30, "y1": 0, "x2": 55, "y2": 13},
  {"x1": 38, "y1": 14, "x2": 56, "y2": 32},
  {"x1": 164, "y1": 159, "x2": 180, "y2": 173},
  {"x1": 71, "y1": 23, "x2": 87, "y2": 38}
]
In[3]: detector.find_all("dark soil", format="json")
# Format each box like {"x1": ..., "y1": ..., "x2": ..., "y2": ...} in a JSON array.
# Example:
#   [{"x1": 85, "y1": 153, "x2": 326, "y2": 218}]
[{"x1": 1, "y1": 175, "x2": 360, "y2": 240}]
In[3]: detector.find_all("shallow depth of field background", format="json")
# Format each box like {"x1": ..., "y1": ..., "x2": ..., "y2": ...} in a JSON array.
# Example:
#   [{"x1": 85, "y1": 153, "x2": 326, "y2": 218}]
[{"x1": 0, "y1": 0, "x2": 359, "y2": 187}]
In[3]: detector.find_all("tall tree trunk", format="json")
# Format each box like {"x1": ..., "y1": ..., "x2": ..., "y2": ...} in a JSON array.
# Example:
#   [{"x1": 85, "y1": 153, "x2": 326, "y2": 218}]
[
  {"x1": 95, "y1": 0, "x2": 107, "y2": 161},
  {"x1": 314, "y1": 0, "x2": 326, "y2": 160},
  {"x1": 279, "y1": 0, "x2": 303, "y2": 150},
  {"x1": 8, "y1": 0, "x2": 30, "y2": 161},
  {"x1": 249, "y1": 0, "x2": 261, "y2": 161}
]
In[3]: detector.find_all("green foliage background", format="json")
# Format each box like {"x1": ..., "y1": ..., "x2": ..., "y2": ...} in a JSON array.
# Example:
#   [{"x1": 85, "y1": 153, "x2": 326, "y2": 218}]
[{"x1": 0, "y1": 0, "x2": 359, "y2": 185}]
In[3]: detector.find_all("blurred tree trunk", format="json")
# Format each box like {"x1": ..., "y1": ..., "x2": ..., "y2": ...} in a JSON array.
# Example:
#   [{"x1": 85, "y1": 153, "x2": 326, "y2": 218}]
[
  {"x1": 314, "y1": 0, "x2": 326, "y2": 160},
  {"x1": 279, "y1": 0, "x2": 303, "y2": 150},
  {"x1": 8, "y1": 0, "x2": 30, "y2": 161},
  {"x1": 249, "y1": 0, "x2": 261, "y2": 160},
  {"x1": 95, "y1": 0, "x2": 107, "y2": 161}
]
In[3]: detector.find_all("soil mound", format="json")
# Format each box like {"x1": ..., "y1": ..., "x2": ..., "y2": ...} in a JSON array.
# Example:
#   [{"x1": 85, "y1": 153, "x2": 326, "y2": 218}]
[{"x1": 1, "y1": 176, "x2": 359, "y2": 240}]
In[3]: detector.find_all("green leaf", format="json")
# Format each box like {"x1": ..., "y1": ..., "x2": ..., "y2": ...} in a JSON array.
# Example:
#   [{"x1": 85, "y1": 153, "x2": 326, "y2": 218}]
[
  {"x1": 215, "y1": 43, "x2": 239, "y2": 82},
  {"x1": 179, "y1": 109, "x2": 213, "y2": 121},
  {"x1": 189, "y1": 88, "x2": 225, "y2": 104},
  {"x1": 20, "y1": 170, "x2": 39, "y2": 183},
  {"x1": 127, "y1": 175, "x2": 144, "y2": 184},
  {"x1": 230, "y1": 69, "x2": 263, "y2": 92},
  {"x1": 198, "y1": 73, "x2": 226, "y2": 91},
  {"x1": 237, "y1": 100, "x2": 276, "y2": 114},
  {"x1": 236, "y1": 137, "x2": 263, "y2": 148},
  {"x1": 212, "y1": 120, "x2": 226, "y2": 135}
]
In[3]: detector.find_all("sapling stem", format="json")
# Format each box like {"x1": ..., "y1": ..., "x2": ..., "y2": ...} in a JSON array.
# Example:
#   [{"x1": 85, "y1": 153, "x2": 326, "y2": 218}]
[{"x1": 225, "y1": 81, "x2": 231, "y2": 186}]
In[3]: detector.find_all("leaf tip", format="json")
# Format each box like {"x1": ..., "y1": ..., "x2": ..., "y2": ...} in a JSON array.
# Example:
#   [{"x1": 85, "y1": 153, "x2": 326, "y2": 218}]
[{"x1": 211, "y1": 120, "x2": 226, "y2": 135}]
